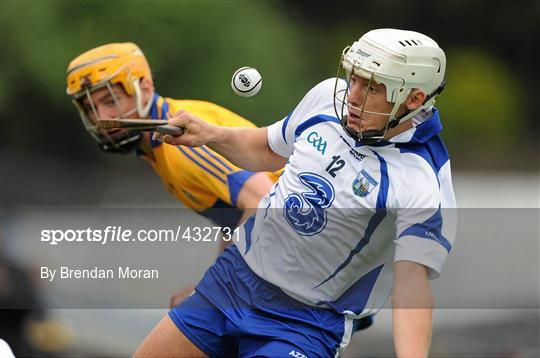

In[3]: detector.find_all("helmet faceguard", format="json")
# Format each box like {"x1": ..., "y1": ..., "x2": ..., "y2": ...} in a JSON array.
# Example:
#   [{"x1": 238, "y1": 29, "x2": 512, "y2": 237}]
[
  {"x1": 333, "y1": 29, "x2": 446, "y2": 144},
  {"x1": 66, "y1": 43, "x2": 154, "y2": 154}
]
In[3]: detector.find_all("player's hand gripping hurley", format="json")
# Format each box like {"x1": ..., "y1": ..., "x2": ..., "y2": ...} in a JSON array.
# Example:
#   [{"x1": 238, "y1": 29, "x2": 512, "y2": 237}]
[
  {"x1": 152, "y1": 110, "x2": 216, "y2": 147},
  {"x1": 98, "y1": 119, "x2": 184, "y2": 136}
]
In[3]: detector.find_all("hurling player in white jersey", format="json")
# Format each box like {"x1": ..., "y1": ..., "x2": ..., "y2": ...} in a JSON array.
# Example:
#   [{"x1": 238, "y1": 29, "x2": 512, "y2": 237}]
[{"x1": 136, "y1": 28, "x2": 456, "y2": 358}]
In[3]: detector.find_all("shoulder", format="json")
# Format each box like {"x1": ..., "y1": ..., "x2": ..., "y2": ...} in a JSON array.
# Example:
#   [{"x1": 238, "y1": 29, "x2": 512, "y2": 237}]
[
  {"x1": 273, "y1": 78, "x2": 345, "y2": 149},
  {"x1": 165, "y1": 98, "x2": 226, "y2": 113},
  {"x1": 312, "y1": 77, "x2": 344, "y2": 92},
  {"x1": 395, "y1": 137, "x2": 450, "y2": 177},
  {"x1": 388, "y1": 145, "x2": 445, "y2": 208},
  {"x1": 400, "y1": 168, "x2": 440, "y2": 209},
  {"x1": 289, "y1": 78, "x2": 345, "y2": 123},
  {"x1": 302, "y1": 77, "x2": 345, "y2": 104}
]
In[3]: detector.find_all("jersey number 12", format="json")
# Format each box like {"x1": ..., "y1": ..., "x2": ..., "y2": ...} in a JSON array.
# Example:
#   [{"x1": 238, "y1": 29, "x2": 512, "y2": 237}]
[{"x1": 325, "y1": 155, "x2": 345, "y2": 178}]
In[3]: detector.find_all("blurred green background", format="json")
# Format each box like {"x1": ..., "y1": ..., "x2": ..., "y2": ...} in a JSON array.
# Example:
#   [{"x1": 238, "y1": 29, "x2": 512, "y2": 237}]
[{"x1": 1, "y1": 0, "x2": 538, "y2": 171}]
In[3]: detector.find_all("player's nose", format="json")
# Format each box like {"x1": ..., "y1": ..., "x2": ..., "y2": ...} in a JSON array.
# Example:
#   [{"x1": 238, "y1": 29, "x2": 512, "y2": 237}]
[
  {"x1": 349, "y1": 81, "x2": 366, "y2": 99},
  {"x1": 348, "y1": 82, "x2": 365, "y2": 108}
]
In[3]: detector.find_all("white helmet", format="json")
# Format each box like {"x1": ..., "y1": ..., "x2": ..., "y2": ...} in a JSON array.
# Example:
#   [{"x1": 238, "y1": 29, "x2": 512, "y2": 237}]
[{"x1": 334, "y1": 28, "x2": 446, "y2": 143}]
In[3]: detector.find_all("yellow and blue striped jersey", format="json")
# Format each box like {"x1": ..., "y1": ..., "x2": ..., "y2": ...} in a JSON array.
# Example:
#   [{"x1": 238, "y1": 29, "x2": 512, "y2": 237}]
[{"x1": 138, "y1": 94, "x2": 273, "y2": 227}]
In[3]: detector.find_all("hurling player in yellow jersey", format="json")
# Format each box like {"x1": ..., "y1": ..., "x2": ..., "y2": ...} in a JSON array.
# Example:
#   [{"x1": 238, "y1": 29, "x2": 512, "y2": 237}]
[
  {"x1": 66, "y1": 42, "x2": 274, "y2": 229},
  {"x1": 66, "y1": 42, "x2": 275, "y2": 306}
]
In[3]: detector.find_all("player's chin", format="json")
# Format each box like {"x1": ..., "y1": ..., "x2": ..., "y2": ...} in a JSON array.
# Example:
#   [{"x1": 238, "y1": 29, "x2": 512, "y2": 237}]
[
  {"x1": 346, "y1": 119, "x2": 362, "y2": 133},
  {"x1": 349, "y1": 116, "x2": 379, "y2": 133}
]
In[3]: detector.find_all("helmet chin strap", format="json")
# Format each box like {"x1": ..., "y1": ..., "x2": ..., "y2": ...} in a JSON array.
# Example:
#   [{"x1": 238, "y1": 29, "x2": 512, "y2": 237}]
[
  {"x1": 340, "y1": 115, "x2": 386, "y2": 144},
  {"x1": 99, "y1": 132, "x2": 142, "y2": 154}
]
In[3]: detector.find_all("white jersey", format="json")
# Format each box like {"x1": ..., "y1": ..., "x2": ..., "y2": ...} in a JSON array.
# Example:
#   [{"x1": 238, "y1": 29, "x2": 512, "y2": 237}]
[{"x1": 235, "y1": 78, "x2": 456, "y2": 318}]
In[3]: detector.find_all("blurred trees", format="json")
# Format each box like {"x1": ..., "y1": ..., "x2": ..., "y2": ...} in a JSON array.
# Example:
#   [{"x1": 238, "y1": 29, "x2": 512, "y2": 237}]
[
  {"x1": 1, "y1": 0, "x2": 538, "y2": 170},
  {"x1": 0, "y1": 1, "x2": 310, "y2": 162},
  {"x1": 437, "y1": 50, "x2": 523, "y2": 166}
]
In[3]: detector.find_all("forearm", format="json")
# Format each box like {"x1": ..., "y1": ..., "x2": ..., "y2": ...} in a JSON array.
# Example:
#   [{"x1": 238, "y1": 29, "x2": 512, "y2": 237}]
[
  {"x1": 392, "y1": 261, "x2": 433, "y2": 358},
  {"x1": 208, "y1": 126, "x2": 285, "y2": 172},
  {"x1": 392, "y1": 306, "x2": 432, "y2": 357},
  {"x1": 164, "y1": 110, "x2": 287, "y2": 172}
]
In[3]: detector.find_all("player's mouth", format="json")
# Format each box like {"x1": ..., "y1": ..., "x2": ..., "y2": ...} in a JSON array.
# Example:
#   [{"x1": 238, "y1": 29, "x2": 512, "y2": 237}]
[{"x1": 347, "y1": 111, "x2": 363, "y2": 129}]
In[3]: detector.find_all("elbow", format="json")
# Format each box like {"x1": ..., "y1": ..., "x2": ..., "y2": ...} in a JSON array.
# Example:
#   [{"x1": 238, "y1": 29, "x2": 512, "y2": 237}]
[
  {"x1": 264, "y1": 146, "x2": 288, "y2": 172},
  {"x1": 392, "y1": 261, "x2": 433, "y2": 309},
  {"x1": 392, "y1": 287, "x2": 433, "y2": 310}
]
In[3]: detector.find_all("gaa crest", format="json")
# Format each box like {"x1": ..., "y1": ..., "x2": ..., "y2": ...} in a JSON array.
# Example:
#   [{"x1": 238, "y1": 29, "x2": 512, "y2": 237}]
[{"x1": 352, "y1": 169, "x2": 378, "y2": 197}]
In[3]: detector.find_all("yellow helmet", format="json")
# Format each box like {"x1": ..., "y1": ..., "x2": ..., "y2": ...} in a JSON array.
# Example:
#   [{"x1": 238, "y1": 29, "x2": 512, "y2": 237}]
[
  {"x1": 66, "y1": 42, "x2": 154, "y2": 153},
  {"x1": 66, "y1": 42, "x2": 152, "y2": 97}
]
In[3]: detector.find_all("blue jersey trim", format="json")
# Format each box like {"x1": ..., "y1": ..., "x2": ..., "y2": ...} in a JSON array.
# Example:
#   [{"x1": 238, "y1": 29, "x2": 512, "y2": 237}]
[
  {"x1": 263, "y1": 183, "x2": 279, "y2": 220},
  {"x1": 395, "y1": 109, "x2": 449, "y2": 179},
  {"x1": 188, "y1": 147, "x2": 226, "y2": 174},
  {"x1": 243, "y1": 215, "x2": 256, "y2": 254},
  {"x1": 149, "y1": 139, "x2": 163, "y2": 149},
  {"x1": 313, "y1": 211, "x2": 386, "y2": 289},
  {"x1": 410, "y1": 108, "x2": 443, "y2": 144},
  {"x1": 317, "y1": 264, "x2": 385, "y2": 315},
  {"x1": 200, "y1": 199, "x2": 242, "y2": 229},
  {"x1": 161, "y1": 99, "x2": 169, "y2": 119},
  {"x1": 149, "y1": 93, "x2": 160, "y2": 119},
  {"x1": 294, "y1": 115, "x2": 340, "y2": 140},
  {"x1": 314, "y1": 150, "x2": 388, "y2": 289},
  {"x1": 427, "y1": 138, "x2": 450, "y2": 173},
  {"x1": 281, "y1": 111, "x2": 293, "y2": 144},
  {"x1": 371, "y1": 150, "x2": 389, "y2": 210},
  {"x1": 396, "y1": 137, "x2": 449, "y2": 178},
  {"x1": 263, "y1": 202, "x2": 271, "y2": 220},
  {"x1": 176, "y1": 146, "x2": 226, "y2": 184},
  {"x1": 398, "y1": 207, "x2": 451, "y2": 252},
  {"x1": 200, "y1": 146, "x2": 233, "y2": 171},
  {"x1": 149, "y1": 93, "x2": 166, "y2": 148},
  {"x1": 227, "y1": 170, "x2": 256, "y2": 207}
]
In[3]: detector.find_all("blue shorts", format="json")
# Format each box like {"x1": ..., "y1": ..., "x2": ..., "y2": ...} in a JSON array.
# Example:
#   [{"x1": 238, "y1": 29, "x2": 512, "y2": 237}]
[{"x1": 169, "y1": 245, "x2": 354, "y2": 357}]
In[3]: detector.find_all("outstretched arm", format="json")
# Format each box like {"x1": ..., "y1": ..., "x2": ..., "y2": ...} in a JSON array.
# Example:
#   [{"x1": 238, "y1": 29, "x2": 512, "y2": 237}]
[
  {"x1": 157, "y1": 110, "x2": 288, "y2": 172},
  {"x1": 392, "y1": 260, "x2": 433, "y2": 358}
]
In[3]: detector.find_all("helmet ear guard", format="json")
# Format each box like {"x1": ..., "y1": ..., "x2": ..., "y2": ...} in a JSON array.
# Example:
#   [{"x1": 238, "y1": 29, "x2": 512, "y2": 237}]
[
  {"x1": 387, "y1": 80, "x2": 445, "y2": 128},
  {"x1": 133, "y1": 78, "x2": 153, "y2": 118}
]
